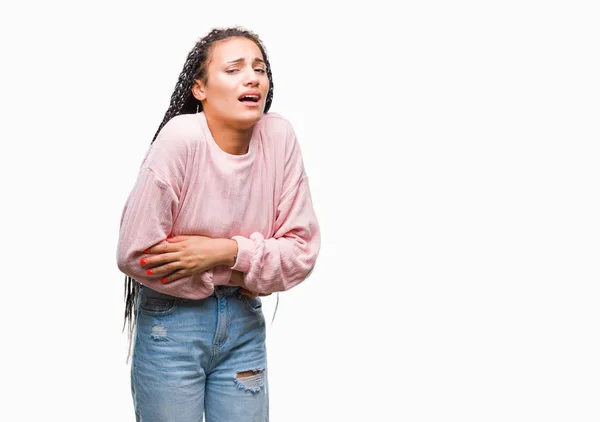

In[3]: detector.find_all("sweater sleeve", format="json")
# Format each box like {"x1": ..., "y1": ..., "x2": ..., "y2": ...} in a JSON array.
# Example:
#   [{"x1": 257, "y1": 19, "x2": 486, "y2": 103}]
[
  {"x1": 116, "y1": 118, "x2": 222, "y2": 298},
  {"x1": 230, "y1": 122, "x2": 321, "y2": 293}
]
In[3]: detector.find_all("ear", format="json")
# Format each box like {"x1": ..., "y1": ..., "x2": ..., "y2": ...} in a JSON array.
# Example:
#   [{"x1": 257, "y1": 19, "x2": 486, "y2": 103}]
[{"x1": 192, "y1": 80, "x2": 207, "y2": 101}]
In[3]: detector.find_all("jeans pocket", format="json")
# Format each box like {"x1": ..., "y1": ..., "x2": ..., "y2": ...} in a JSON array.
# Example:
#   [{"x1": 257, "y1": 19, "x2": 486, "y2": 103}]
[
  {"x1": 240, "y1": 295, "x2": 263, "y2": 314},
  {"x1": 139, "y1": 295, "x2": 179, "y2": 316}
]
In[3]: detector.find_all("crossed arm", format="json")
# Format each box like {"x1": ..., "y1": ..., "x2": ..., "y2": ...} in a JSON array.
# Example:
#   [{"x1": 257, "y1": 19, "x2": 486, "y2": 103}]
[
  {"x1": 137, "y1": 235, "x2": 270, "y2": 298},
  {"x1": 117, "y1": 120, "x2": 320, "y2": 297}
]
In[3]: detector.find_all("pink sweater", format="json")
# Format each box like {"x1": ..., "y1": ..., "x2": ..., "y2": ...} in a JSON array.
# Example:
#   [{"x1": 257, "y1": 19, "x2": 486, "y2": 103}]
[{"x1": 116, "y1": 112, "x2": 320, "y2": 299}]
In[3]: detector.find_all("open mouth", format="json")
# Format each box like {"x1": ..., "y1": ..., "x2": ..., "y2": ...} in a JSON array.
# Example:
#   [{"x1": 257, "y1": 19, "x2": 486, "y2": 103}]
[{"x1": 238, "y1": 93, "x2": 261, "y2": 103}]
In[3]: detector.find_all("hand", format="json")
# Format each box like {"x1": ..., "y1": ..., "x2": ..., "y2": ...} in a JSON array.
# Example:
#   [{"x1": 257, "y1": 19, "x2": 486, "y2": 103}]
[
  {"x1": 239, "y1": 288, "x2": 272, "y2": 299},
  {"x1": 140, "y1": 235, "x2": 227, "y2": 284},
  {"x1": 230, "y1": 270, "x2": 272, "y2": 298}
]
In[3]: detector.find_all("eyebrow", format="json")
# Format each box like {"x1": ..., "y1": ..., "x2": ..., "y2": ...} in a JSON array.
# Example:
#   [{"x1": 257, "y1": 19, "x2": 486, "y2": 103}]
[{"x1": 225, "y1": 57, "x2": 265, "y2": 65}]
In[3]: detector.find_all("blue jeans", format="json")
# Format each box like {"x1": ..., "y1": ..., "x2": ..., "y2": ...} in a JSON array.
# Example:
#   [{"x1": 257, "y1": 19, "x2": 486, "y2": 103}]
[{"x1": 131, "y1": 285, "x2": 269, "y2": 421}]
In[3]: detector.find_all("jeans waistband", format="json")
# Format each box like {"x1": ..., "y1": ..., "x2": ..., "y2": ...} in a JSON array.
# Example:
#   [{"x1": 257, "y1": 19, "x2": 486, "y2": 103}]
[{"x1": 139, "y1": 285, "x2": 241, "y2": 300}]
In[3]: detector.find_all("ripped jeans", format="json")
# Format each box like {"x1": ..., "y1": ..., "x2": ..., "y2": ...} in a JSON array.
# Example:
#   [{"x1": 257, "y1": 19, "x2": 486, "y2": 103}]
[{"x1": 131, "y1": 285, "x2": 269, "y2": 422}]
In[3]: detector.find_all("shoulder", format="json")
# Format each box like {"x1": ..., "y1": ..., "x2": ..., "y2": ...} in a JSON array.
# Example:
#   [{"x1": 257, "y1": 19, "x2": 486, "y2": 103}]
[
  {"x1": 255, "y1": 112, "x2": 297, "y2": 147},
  {"x1": 257, "y1": 111, "x2": 292, "y2": 130},
  {"x1": 142, "y1": 114, "x2": 205, "y2": 176},
  {"x1": 155, "y1": 113, "x2": 206, "y2": 148}
]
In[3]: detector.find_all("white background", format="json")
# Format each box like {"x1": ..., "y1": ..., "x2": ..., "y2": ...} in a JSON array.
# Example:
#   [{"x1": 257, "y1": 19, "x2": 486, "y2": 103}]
[{"x1": 1, "y1": 0, "x2": 599, "y2": 421}]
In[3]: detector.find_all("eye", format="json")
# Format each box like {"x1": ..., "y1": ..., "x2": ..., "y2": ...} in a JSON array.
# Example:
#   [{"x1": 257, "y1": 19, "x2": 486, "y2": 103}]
[
  {"x1": 255, "y1": 68, "x2": 266, "y2": 74},
  {"x1": 226, "y1": 69, "x2": 239, "y2": 74}
]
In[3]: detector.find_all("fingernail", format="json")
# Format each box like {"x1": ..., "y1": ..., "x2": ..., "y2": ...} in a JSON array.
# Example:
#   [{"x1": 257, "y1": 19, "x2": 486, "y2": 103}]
[
  {"x1": 140, "y1": 259, "x2": 147, "y2": 265},
  {"x1": 161, "y1": 277, "x2": 167, "y2": 283},
  {"x1": 144, "y1": 249, "x2": 149, "y2": 253},
  {"x1": 146, "y1": 269, "x2": 153, "y2": 275}
]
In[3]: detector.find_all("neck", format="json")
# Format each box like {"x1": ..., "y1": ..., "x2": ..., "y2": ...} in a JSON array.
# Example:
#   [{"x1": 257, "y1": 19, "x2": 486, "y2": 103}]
[{"x1": 204, "y1": 115, "x2": 253, "y2": 155}]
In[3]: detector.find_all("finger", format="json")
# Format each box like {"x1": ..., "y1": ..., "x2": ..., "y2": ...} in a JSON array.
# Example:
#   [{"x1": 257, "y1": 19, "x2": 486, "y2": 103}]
[
  {"x1": 160, "y1": 269, "x2": 187, "y2": 284},
  {"x1": 166, "y1": 235, "x2": 187, "y2": 243},
  {"x1": 151, "y1": 240, "x2": 182, "y2": 254},
  {"x1": 143, "y1": 240, "x2": 170, "y2": 254},
  {"x1": 140, "y1": 252, "x2": 179, "y2": 269},
  {"x1": 144, "y1": 260, "x2": 183, "y2": 277}
]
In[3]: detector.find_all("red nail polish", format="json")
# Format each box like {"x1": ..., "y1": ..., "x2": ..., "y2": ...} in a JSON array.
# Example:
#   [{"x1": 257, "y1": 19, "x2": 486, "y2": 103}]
[
  {"x1": 161, "y1": 277, "x2": 167, "y2": 283},
  {"x1": 144, "y1": 249, "x2": 149, "y2": 253},
  {"x1": 146, "y1": 269, "x2": 153, "y2": 275},
  {"x1": 140, "y1": 259, "x2": 147, "y2": 265}
]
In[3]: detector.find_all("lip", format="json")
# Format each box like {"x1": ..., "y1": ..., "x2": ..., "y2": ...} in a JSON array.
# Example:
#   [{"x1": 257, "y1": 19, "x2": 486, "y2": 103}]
[
  {"x1": 238, "y1": 90, "x2": 262, "y2": 101},
  {"x1": 240, "y1": 101, "x2": 261, "y2": 108}
]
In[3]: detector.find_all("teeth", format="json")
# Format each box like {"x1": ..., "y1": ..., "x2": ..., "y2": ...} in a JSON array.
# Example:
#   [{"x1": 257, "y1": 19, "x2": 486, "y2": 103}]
[{"x1": 240, "y1": 95, "x2": 259, "y2": 101}]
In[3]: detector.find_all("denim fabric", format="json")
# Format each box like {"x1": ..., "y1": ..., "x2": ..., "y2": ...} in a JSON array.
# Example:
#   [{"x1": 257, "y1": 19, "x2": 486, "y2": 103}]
[{"x1": 131, "y1": 285, "x2": 268, "y2": 421}]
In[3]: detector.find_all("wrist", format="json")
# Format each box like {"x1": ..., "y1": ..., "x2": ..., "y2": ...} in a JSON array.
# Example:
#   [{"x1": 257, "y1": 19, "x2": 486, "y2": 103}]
[{"x1": 214, "y1": 238, "x2": 238, "y2": 267}]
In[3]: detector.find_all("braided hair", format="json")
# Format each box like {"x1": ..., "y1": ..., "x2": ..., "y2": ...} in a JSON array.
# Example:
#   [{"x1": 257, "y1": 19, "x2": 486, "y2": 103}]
[{"x1": 123, "y1": 27, "x2": 275, "y2": 358}]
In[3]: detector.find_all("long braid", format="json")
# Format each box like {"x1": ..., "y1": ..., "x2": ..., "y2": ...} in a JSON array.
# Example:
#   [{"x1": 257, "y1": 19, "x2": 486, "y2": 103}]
[
  {"x1": 150, "y1": 42, "x2": 205, "y2": 143},
  {"x1": 122, "y1": 26, "x2": 275, "y2": 362}
]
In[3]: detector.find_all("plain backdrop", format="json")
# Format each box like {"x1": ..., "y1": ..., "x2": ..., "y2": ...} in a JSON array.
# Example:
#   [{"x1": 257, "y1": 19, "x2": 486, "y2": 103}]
[{"x1": 1, "y1": 0, "x2": 599, "y2": 421}]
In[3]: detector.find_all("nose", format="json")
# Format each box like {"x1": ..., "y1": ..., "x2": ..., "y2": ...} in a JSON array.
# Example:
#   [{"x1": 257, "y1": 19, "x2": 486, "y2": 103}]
[{"x1": 243, "y1": 67, "x2": 259, "y2": 87}]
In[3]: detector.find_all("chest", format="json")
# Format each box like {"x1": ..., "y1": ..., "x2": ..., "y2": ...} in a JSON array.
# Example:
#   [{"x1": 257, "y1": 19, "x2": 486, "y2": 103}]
[{"x1": 173, "y1": 146, "x2": 284, "y2": 238}]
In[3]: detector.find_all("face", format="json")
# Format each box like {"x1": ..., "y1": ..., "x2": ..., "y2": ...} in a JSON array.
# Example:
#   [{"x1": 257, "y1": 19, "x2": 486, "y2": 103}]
[{"x1": 193, "y1": 37, "x2": 270, "y2": 129}]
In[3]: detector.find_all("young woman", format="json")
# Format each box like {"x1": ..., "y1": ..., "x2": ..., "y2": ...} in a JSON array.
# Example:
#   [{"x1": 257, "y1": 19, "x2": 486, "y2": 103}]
[{"x1": 116, "y1": 27, "x2": 320, "y2": 421}]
